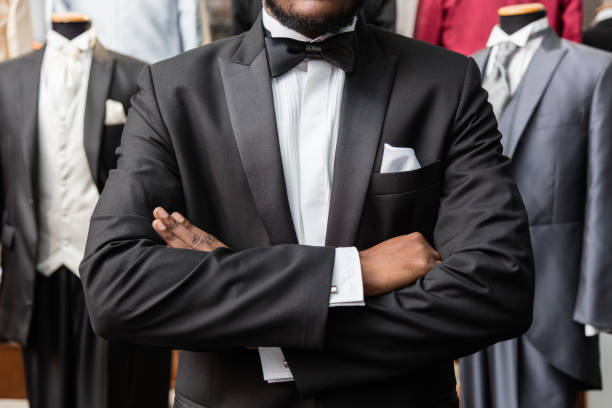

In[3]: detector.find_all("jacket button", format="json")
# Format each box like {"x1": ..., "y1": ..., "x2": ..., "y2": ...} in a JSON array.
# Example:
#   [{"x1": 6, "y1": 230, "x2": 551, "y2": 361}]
[{"x1": 27, "y1": 198, "x2": 34, "y2": 205}]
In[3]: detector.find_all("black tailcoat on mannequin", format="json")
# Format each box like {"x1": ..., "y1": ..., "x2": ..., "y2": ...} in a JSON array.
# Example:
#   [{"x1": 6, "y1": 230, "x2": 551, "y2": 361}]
[
  {"x1": 231, "y1": 0, "x2": 396, "y2": 35},
  {"x1": 463, "y1": 13, "x2": 612, "y2": 408},
  {"x1": 584, "y1": 12, "x2": 612, "y2": 52},
  {"x1": 80, "y1": 12, "x2": 535, "y2": 408},
  {"x1": 0, "y1": 25, "x2": 170, "y2": 408}
]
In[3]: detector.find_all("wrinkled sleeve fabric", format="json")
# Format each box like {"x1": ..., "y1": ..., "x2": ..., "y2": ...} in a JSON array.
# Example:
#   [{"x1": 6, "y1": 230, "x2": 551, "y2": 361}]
[
  {"x1": 574, "y1": 61, "x2": 612, "y2": 331},
  {"x1": 79, "y1": 66, "x2": 336, "y2": 351},
  {"x1": 285, "y1": 58, "x2": 535, "y2": 396}
]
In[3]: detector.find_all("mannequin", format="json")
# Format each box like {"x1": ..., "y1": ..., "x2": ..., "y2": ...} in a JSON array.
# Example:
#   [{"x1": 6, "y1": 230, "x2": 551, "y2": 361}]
[
  {"x1": 461, "y1": 3, "x2": 612, "y2": 407},
  {"x1": 50, "y1": 12, "x2": 91, "y2": 40},
  {"x1": 584, "y1": 2, "x2": 612, "y2": 53},
  {"x1": 0, "y1": 9, "x2": 172, "y2": 408},
  {"x1": 499, "y1": 3, "x2": 547, "y2": 34},
  {"x1": 414, "y1": 0, "x2": 582, "y2": 56}
]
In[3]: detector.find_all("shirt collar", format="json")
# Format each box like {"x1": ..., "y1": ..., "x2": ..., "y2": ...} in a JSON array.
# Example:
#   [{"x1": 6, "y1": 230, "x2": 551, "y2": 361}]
[
  {"x1": 46, "y1": 27, "x2": 97, "y2": 52},
  {"x1": 593, "y1": 7, "x2": 612, "y2": 25},
  {"x1": 487, "y1": 17, "x2": 549, "y2": 48},
  {"x1": 262, "y1": 7, "x2": 357, "y2": 43}
]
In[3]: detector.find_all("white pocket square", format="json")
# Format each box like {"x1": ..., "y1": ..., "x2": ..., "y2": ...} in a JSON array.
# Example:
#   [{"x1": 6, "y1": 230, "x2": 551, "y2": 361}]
[
  {"x1": 380, "y1": 144, "x2": 421, "y2": 173},
  {"x1": 104, "y1": 99, "x2": 127, "y2": 126}
]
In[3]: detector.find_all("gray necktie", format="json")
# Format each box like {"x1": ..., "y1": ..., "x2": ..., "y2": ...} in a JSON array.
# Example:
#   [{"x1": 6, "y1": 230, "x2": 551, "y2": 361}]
[{"x1": 483, "y1": 41, "x2": 519, "y2": 118}]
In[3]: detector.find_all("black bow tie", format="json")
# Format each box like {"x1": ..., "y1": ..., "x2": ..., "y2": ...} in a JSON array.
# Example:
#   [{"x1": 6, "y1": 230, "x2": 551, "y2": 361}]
[{"x1": 264, "y1": 31, "x2": 356, "y2": 78}]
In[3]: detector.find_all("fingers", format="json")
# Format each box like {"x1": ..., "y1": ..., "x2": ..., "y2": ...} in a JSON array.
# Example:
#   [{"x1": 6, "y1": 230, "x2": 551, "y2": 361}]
[
  {"x1": 154, "y1": 207, "x2": 207, "y2": 251},
  {"x1": 152, "y1": 207, "x2": 226, "y2": 251},
  {"x1": 152, "y1": 218, "x2": 185, "y2": 249}
]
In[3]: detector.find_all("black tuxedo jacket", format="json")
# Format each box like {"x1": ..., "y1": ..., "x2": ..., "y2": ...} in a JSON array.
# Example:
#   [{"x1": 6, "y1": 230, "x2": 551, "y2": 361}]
[
  {"x1": 0, "y1": 44, "x2": 144, "y2": 344},
  {"x1": 232, "y1": 1, "x2": 396, "y2": 35},
  {"x1": 81, "y1": 17, "x2": 534, "y2": 408},
  {"x1": 584, "y1": 18, "x2": 612, "y2": 53}
]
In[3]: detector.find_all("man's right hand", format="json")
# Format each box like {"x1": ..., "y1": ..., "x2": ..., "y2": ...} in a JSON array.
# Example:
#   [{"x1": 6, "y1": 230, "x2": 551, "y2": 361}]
[{"x1": 359, "y1": 233, "x2": 442, "y2": 296}]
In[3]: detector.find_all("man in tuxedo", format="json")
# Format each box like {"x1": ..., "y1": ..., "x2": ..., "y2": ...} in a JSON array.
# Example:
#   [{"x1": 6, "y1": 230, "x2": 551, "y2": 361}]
[
  {"x1": 81, "y1": 0, "x2": 535, "y2": 407},
  {"x1": 0, "y1": 27, "x2": 170, "y2": 408}
]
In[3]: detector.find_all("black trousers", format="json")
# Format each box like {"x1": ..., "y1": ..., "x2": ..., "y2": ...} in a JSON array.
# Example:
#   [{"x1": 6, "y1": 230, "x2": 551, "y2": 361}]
[{"x1": 23, "y1": 266, "x2": 171, "y2": 408}]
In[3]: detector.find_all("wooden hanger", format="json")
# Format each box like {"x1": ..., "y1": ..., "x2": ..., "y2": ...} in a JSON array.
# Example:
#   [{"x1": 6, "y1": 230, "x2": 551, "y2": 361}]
[
  {"x1": 499, "y1": 3, "x2": 546, "y2": 16},
  {"x1": 50, "y1": 12, "x2": 91, "y2": 24}
]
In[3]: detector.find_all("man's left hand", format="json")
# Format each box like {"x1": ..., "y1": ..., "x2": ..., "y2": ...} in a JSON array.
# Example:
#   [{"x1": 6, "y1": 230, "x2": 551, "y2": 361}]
[{"x1": 152, "y1": 207, "x2": 227, "y2": 252}]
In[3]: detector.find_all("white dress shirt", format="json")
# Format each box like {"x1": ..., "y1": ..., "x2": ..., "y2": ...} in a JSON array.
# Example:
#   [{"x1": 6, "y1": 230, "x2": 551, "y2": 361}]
[
  {"x1": 257, "y1": 9, "x2": 365, "y2": 383},
  {"x1": 485, "y1": 17, "x2": 549, "y2": 96},
  {"x1": 37, "y1": 28, "x2": 100, "y2": 278}
]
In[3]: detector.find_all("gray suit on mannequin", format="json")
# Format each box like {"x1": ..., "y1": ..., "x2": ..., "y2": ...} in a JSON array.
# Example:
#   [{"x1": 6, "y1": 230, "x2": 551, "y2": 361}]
[{"x1": 462, "y1": 28, "x2": 612, "y2": 408}]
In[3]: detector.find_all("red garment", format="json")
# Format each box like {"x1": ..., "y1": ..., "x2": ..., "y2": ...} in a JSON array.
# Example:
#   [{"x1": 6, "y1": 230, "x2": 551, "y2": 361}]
[{"x1": 414, "y1": 0, "x2": 582, "y2": 56}]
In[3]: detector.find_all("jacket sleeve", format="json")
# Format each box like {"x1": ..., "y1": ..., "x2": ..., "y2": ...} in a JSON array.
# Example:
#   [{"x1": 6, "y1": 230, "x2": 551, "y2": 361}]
[
  {"x1": 285, "y1": 58, "x2": 535, "y2": 397},
  {"x1": 559, "y1": 0, "x2": 583, "y2": 43},
  {"x1": 574, "y1": 60, "x2": 612, "y2": 330},
  {"x1": 79, "y1": 66, "x2": 335, "y2": 351}
]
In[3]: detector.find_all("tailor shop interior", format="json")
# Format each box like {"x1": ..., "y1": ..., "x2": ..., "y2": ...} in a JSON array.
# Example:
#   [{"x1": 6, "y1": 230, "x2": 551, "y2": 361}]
[{"x1": 1, "y1": 0, "x2": 612, "y2": 408}]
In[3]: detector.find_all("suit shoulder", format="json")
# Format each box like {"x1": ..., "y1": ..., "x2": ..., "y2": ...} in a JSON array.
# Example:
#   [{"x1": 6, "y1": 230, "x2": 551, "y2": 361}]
[
  {"x1": 107, "y1": 49, "x2": 147, "y2": 73},
  {"x1": 370, "y1": 25, "x2": 469, "y2": 64},
  {"x1": 562, "y1": 39, "x2": 612, "y2": 67},
  {"x1": 149, "y1": 35, "x2": 245, "y2": 78},
  {"x1": 0, "y1": 49, "x2": 43, "y2": 75},
  {"x1": 367, "y1": 25, "x2": 472, "y2": 89}
]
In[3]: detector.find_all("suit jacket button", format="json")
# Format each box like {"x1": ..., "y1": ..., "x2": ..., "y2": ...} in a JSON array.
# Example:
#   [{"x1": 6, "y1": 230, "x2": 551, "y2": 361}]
[{"x1": 27, "y1": 198, "x2": 34, "y2": 205}]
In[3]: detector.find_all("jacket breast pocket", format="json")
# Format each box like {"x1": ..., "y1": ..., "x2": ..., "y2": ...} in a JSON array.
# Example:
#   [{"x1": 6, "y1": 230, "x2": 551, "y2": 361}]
[
  {"x1": 357, "y1": 161, "x2": 443, "y2": 249},
  {"x1": 370, "y1": 160, "x2": 442, "y2": 195}
]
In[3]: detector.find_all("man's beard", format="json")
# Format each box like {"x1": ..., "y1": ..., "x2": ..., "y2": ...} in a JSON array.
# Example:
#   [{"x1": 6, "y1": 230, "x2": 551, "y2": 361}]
[{"x1": 264, "y1": 0, "x2": 366, "y2": 37}]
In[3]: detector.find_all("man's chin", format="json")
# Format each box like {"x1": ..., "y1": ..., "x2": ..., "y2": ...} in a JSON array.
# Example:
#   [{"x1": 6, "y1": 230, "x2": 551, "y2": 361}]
[{"x1": 264, "y1": 0, "x2": 364, "y2": 37}]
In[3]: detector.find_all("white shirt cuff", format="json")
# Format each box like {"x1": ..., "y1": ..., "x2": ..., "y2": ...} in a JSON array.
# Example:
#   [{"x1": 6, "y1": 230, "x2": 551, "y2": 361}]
[
  {"x1": 258, "y1": 248, "x2": 364, "y2": 383},
  {"x1": 329, "y1": 247, "x2": 365, "y2": 307},
  {"x1": 585, "y1": 324, "x2": 612, "y2": 337}
]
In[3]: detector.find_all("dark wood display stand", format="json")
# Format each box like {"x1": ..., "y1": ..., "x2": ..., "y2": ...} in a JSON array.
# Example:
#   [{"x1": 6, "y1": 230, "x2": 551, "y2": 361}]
[{"x1": 0, "y1": 343, "x2": 27, "y2": 399}]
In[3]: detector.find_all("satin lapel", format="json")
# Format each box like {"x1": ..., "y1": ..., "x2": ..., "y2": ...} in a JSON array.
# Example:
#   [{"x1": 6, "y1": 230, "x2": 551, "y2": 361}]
[
  {"x1": 325, "y1": 24, "x2": 398, "y2": 247},
  {"x1": 505, "y1": 30, "x2": 567, "y2": 158},
  {"x1": 219, "y1": 16, "x2": 297, "y2": 245},
  {"x1": 84, "y1": 42, "x2": 115, "y2": 188},
  {"x1": 21, "y1": 49, "x2": 45, "y2": 200}
]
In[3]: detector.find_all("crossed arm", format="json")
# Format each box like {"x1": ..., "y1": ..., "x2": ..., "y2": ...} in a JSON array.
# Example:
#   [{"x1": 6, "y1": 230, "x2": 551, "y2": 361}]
[{"x1": 80, "y1": 61, "x2": 534, "y2": 394}]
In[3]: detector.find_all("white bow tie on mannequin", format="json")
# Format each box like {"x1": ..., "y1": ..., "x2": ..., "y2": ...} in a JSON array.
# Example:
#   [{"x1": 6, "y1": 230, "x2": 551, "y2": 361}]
[{"x1": 45, "y1": 29, "x2": 94, "y2": 107}]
